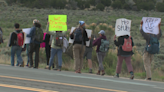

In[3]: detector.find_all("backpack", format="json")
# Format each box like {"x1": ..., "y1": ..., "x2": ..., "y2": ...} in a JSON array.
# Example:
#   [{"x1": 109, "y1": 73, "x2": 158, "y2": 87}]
[
  {"x1": 99, "y1": 39, "x2": 110, "y2": 52},
  {"x1": 14, "y1": 31, "x2": 24, "y2": 46},
  {"x1": 55, "y1": 32, "x2": 63, "y2": 47},
  {"x1": 74, "y1": 28, "x2": 83, "y2": 42},
  {"x1": 0, "y1": 28, "x2": 3, "y2": 44},
  {"x1": 146, "y1": 35, "x2": 159, "y2": 54},
  {"x1": 122, "y1": 36, "x2": 132, "y2": 52},
  {"x1": 33, "y1": 27, "x2": 44, "y2": 43}
]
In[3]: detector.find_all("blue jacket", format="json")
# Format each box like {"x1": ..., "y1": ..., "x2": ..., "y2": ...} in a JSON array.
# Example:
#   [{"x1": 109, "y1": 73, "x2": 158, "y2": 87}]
[{"x1": 27, "y1": 26, "x2": 40, "y2": 44}]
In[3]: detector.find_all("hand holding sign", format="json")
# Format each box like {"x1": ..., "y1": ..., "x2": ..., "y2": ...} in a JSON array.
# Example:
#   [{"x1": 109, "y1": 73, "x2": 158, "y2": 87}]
[
  {"x1": 115, "y1": 18, "x2": 131, "y2": 37},
  {"x1": 142, "y1": 17, "x2": 161, "y2": 35}
]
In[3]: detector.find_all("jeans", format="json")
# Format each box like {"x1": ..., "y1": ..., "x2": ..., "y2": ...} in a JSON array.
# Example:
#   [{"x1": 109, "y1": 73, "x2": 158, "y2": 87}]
[
  {"x1": 29, "y1": 43, "x2": 40, "y2": 68},
  {"x1": 11, "y1": 46, "x2": 23, "y2": 66},
  {"x1": 96, "y1": 52, "x2": 106, "y2": 71},
  {"x1": 26, "y1": 44, "x2": 30, "y2": 65},
  {"x1": 49, "y1": 48, "x2": 62, "y2": 68}
]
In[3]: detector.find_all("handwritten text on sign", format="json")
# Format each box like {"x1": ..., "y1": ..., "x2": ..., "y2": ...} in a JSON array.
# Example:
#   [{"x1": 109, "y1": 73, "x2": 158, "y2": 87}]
[
  {"x1": 115, "y1": 18, "x2": 131, "y2": 37},
  {"x1": 49, "y1": 15, "x2": 67, "y2": 31},
  {"x1": 142, "y1": 17, "x2": 161, "y2": 35}
]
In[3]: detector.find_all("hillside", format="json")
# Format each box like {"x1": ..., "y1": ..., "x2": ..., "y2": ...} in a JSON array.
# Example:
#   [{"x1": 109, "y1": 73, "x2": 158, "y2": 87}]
[{"x1": 0, "y1": 5, "x2": 164, "y2": 81}]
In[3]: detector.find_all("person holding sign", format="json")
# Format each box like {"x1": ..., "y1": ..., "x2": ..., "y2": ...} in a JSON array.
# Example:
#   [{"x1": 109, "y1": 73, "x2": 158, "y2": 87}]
[
  {"x1": 83, "y1": 34, "x2": 94, "y2": 73},
  {"x1": 70, "y1": 21, "x2": 90, "y2": 74},
  {"x1": 114, "y1": 35, "x2": 134, "y2": 79},
  {"x1": 140, "y1": 20, "x2": 162, "y2": 81},
  {"x1": 45, "y1": 22, "x2": 64, "y2": 71}
]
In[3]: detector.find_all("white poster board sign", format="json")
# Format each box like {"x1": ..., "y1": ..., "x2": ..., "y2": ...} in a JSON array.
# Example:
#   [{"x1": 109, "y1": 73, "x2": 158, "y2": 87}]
[
  {"x1": 115, "y1": 18, "x2": 131, "y2": 37},
  {"x1": 142, "y1": 17, "x2": 161, "y2": 35},
  {"x1": 22, "y1": 28, "x2": 31, "y2": 44},
  {"x1": 69, "y1": 27, "x2": 92, "y2": 46}
]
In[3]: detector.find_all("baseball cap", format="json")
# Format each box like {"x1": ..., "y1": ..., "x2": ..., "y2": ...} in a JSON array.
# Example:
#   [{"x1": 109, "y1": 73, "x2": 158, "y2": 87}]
[
  {"x1": 98, "y1": 30, "x2": 105, "y2": 35},
  {"x1": 79, "y1": 21, "x2": 85, "y2": 25}
]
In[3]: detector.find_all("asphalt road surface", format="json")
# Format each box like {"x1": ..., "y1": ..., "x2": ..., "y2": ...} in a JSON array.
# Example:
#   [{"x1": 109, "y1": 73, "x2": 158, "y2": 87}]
[{"x1": 0, "y1": 65, "x2": 164, "y2": 92}]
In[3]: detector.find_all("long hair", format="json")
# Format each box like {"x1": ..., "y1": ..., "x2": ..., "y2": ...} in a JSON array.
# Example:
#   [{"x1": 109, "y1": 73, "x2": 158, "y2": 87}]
[
  {"x1": 0, "y1": 27, "x2": 3, "y2": 32},
  {"x1": 34, "y1": 23, "x2": 41, "y2": 28}
]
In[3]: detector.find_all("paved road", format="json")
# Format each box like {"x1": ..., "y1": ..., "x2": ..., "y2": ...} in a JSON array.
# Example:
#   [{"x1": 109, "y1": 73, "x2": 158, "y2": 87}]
[{"x1": 0, "y1": 65, "x2": 164, "y2": 92}]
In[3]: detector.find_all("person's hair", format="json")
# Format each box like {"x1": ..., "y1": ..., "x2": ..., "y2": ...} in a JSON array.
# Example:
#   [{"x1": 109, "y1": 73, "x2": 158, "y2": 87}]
[
  {"x1": 14, "y1": 23, "x2": 20, "y2": 29},
  {"x1": 0, "y1": 27, "x2": 3, "y2": 32},
  {"x1": 34, "y1": 23, "x2": 41, "y2": 28}
]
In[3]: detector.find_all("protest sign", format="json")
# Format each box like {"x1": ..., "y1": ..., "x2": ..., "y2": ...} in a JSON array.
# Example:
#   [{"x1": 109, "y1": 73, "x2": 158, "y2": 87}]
[
  {"x1": 22, "y1": 28, "x2": 31, "y2": 44},
  {"x1": 142, "y1": 17, "x2": 161, "y2": 35},
  {"x1": 115, "y1": 18, "x2": 131, "y2": 37},
  {"x1": 48, "y1": 15, "x2": 67, "y2": 31},
  {"x1": 69, "y1": 27, "x2": 92, "y2": 46}
]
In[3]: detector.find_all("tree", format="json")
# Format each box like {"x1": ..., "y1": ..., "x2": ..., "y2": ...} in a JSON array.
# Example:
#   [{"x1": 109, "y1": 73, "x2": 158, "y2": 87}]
[{"x1": 96, "y1": 3, "x2": 105, "y2": 11}]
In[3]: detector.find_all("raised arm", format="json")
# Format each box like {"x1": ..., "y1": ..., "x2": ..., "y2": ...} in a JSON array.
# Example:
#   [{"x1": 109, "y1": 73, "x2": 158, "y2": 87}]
[
  {"x1": 140, "y1": 21, "x2": 150, "y2": 41},
  {"x1": 45, "y1": 24, "x2": 55, "y2": 35}
]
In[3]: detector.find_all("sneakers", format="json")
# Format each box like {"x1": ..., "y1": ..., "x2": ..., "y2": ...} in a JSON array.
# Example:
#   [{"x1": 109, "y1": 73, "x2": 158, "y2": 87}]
[
  {"x1": 89, "y1": 69, "x2": 92, "y2": 73},
  {"x1": 114, "y1": 74, "x2": 119, "y2": 78},
  {"x1": 101, "y1": 70, "x2": 105, "y2": 76},
  {"x1": 96, "y1": 70, "x2": 100, "y2": 75},
  {"x1": 145, "y1": 78, "x2": 151, "y2": 81},
  {"x1": 29, "y1": 65, "x2": 33, "y2": 68},
  {"x1": 75, "y1": 69, "x2": 81, "y2": 74},
  {"x1": 130, "y1": 75, "x2": 134, "y2": 80}
]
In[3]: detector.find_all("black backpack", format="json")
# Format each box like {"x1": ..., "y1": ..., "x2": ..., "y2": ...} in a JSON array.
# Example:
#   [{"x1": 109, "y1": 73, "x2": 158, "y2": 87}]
[{"x1": 74, "y1": 28, "x2": 83, "y2": 42}]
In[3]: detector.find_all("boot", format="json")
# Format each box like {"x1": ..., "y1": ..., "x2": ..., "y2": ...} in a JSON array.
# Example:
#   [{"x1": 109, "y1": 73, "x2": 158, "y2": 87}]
[
  {"x1": 96, "y1": 70, "x2": 100, "y2": 75},
  {"x1": 101, "y1": 70, "x2": 105, "y2": 76}
]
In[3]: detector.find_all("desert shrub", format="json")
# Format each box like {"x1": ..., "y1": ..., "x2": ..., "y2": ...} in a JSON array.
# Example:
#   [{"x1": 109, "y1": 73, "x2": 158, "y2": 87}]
[{"x1": 156, "y1": 2, "x2": 164, "y2": 12}]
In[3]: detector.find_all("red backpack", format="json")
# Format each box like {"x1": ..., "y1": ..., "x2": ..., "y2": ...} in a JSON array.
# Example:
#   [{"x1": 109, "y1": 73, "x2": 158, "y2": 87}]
[
  {"x1": 15, "y1": 32, "x2": 24, "y2": 46},
  {"x1": 122, "y1": 36, "x2": 132, "y2": 52}
]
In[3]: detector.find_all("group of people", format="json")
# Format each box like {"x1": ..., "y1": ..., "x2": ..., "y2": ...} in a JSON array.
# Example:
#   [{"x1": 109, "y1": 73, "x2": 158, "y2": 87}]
[{"x1": 1, "y1": 18, "x2": 161, "y2": 81}]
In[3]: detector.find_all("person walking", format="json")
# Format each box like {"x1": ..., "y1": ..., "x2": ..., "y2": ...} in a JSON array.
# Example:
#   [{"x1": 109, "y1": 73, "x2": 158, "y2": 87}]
[
  {"x1": 114, "y1": 35, "x2": 134, "y2": 79},
  {"x1": 27, "y1": 19, "x2": 43, "y2": 69},
  {"x1": 45, "y1": 22, "x2": 63, "y2": 71},
  {"x1": 70, "y1": 21, "x2": 90, "y2": 73},
  {"x1": 93, "y1": 30, "x2": 107, "y2": 76},
  {"x1": 140, "y1": 21, "x2": 162, "y2": 80},
  {"x1": 84, "y1": 35, "x2": 94, "y2": 73},
  {"x1": 9, "y1": 23, "x2": 24, "y2": 67}
]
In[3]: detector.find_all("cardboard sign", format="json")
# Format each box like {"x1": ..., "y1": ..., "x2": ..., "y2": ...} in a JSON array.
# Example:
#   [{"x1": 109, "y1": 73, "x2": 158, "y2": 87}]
[
  {"x1": 48, "y1": 15, "x2": 67, "y2": 31},
  {"x1": 115, "y1": 18, "x2": 131, "y2": 37},
  {"x1": 22, "y1": 28, "x2": 31, "y2": 44},
  {"x1": 142, "y1": 17, "x2": 161, "y2": 35},
  {"x1": 69, "y1": 27, "x2": 92, "y2": 46}
]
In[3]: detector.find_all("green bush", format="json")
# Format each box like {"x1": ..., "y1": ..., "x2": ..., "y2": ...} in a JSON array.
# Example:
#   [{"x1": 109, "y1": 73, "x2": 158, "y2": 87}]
[
  {"x1": 156, "y1": 3, "x2": 164, "y2": 12},
  {"x1": 96, "y1": 3, "x2": 105, "y2": 11}
]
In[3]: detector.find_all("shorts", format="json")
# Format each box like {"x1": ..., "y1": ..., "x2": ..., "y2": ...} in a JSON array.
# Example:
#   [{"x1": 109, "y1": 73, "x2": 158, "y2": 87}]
[{"x1": 83, "y1": 47, "x2": 93, "y2": 60}]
